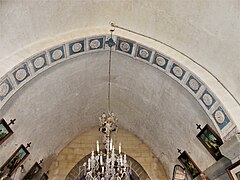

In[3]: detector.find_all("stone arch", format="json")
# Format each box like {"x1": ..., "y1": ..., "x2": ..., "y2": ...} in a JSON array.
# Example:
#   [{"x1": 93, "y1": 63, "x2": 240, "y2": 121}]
[
  {"x1": 0, "y1": 30, "x2": 239, "y2": 140},
  {"x1": 48, "y1": 127, "x2": 166, "y2": 179}
]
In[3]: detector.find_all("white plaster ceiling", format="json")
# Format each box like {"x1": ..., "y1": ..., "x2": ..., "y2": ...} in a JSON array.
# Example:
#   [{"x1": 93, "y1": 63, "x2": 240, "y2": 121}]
[
  {"x1": 0, "y1": 0, "x2": 239, "y2": 178},
  {"x1": 0, "y1": 52, "x2": 218, "y2": 177},
  {"x1": 0, "y1": 0, "x2": 239, "y2": 102}
]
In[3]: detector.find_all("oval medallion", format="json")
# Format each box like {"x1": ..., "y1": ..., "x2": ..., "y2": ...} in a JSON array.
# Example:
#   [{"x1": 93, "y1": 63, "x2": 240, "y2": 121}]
[
  {"x1": 90, "y1": 39, "x2": 100, "y2": 49},
  {"x1": 215, "y1": 110, "x2": 225, "y2": 124},
  {"x1": 120, "y1": 42, "x2": 130, "y2": 52},
  {"x1": 189, "y1": 78, "x2": 200, "y2": 91},
  {"x1": 139, "y1": 49, "x2": 149, "y2": 59},
  {"x1": 52, "y1": 49, "x2": 63, "y2": 60},
  {"x1": 34, "y1": 57, "x2": 45, "y2": 69},
  {"x1": 15, "y1": 69, "x2": 27, "y2": 81},
  {"x1": 202, "y1": 93, "x2": 213, "y2": 106},
  {"x1": 156, "y1": 56, "x2": 166, "y2": 66},
  {"x1": 72, "y1": 43, "x2": 82, "y2": 53},
  {"x1": 173, "y1": 66, "x2": 183, "y2": 78},
  {"x1": 0, "y1": 83, "x2": 10, "y2": 97}
]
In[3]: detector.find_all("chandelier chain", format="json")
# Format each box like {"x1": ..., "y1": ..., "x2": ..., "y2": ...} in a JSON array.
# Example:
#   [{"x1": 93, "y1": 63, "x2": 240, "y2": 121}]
[
  {"x1": 82, "y1": 29, "x2": 131, "y2": 180},
  {"x1": 108, "y1": 31, "x2": 113, "y2": 113}
]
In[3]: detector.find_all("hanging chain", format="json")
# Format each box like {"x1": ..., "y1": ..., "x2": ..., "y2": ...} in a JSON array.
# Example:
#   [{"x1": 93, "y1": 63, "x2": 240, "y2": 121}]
[{"x1": 108, "y1": 30, "x2": 114, "y2": 114}]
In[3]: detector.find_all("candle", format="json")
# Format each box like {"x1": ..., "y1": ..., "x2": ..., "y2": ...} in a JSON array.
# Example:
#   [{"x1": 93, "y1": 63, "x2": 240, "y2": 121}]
[
  {"x1": 88, "y1": 158, "x2": 91, "y2": 170},
  {"x1": 106, "y1": 152, "x2": 109, "y2": 167},
  {"x1": 110, "y1": 138, "x2": 113, "y2": 151},
  {"x1": 120, "y1": 154, "x2": 123, "y2": 166},
  {"x1": 112, "y1": 145, "x2": 115, "y2": 158},
  {"x1": 124, "y1": 154, "x2": 127, "y2": 164},
  {"x1": 119, "y1": 143, "x2": 121, "y2": 154},
  {"x1": 96, "y1": 140, "x2": 99, "y2": 153},
  {"x1": 91, "y1": 150, "x2": 94, "y2": 159},
  {"x1": 100, "y1": 152, "x2": 103, "y2": 165},
  {"x1": 102, "y1": 166, "x2": 104, "y2": 173}
]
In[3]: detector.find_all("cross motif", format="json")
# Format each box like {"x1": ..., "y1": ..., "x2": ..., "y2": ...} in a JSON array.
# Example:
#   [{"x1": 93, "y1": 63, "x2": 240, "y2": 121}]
[
  {"x1": 8, "y1": 119, "x2": 16, "y2": 126},
  {"x1": 177, "y1": 148, "x2": 182, "y2": 154},
  {"x1": 196, "y1": 123, "x2": 202, "y2": 131},
  {"x1": 26, "y1": 142, "x2": 32, "y2": 149}
]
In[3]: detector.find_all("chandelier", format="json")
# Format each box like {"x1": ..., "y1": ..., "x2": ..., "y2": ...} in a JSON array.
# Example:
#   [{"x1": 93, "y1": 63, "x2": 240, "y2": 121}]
[{"x1": 82, "y1": 29, "x2": 132, "y2": 180}]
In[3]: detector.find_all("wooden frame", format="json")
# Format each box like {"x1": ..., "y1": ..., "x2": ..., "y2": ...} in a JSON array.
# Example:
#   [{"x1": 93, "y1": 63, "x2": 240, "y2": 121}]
[
  {"x1": 197, "y1": 124, "x2": 223, "y2": 160},
  {"x1": 227, "y1": 160, "x2": 240, "y2": 180},
  {"x1": 0, "y1": 144, "x2": 30, "y2": 176},
  {"x1": 178, "y1": 151, "x2": 201, "y2": 178},
  {"x1": 22, "y1": 162, "x2": 42, "y2": 180},
  {"x1": 0, "y1": 118, "x2": 13, "y2": 145},
  {"x1": 40, "y1": 173, "x2": 48, "y2": 180}
]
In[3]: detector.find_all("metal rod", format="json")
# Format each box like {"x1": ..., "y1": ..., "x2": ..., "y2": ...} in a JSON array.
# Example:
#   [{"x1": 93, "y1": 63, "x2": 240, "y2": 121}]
[{"x1": 108, "y1": 31, "x2": 113, "y2": 113}]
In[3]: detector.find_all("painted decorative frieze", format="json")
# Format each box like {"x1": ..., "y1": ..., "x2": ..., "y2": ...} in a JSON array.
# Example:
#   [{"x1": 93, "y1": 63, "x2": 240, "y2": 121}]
[{"x1": 0, "y1": 34, "x2": 235, "y2": 139}]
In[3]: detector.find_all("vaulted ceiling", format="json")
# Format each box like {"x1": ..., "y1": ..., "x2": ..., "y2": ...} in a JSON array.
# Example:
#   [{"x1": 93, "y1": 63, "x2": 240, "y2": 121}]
[{"x1": 0, "y1": 0, "x2": 239, "y2": 178}]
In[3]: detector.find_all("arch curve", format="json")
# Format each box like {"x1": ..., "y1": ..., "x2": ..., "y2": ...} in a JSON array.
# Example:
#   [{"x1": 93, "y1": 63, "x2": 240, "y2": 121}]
[{"x1": 0, "y1": 29, "x2": 239, "y2": 140}]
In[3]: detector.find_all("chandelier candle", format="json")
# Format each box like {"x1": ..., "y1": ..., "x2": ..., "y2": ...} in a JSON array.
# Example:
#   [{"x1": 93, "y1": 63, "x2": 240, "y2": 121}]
[
  {"x1": 119, "y1": 143, "x2": 122, "y2": 154},
  {"x1": 96, "y1": 140, "x2": 99, "y2": 153}
]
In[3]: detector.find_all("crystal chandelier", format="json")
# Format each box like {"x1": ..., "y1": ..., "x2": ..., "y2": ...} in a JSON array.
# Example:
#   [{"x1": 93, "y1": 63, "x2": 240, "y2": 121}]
[{"x1": 82, "y1": 29, "x2": 131, "y2": 180}]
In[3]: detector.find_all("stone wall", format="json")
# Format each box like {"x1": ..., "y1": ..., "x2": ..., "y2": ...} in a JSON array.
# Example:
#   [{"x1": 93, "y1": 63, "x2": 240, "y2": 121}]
[{"x1": 48, "y1": 127, "x2": 167, "y2": 180}]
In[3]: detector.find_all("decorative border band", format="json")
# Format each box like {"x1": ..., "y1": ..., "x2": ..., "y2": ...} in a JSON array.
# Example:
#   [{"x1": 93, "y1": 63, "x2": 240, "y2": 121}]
[{"x1": 0, "y1": 35, "x2": 235, "y2": 140}]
